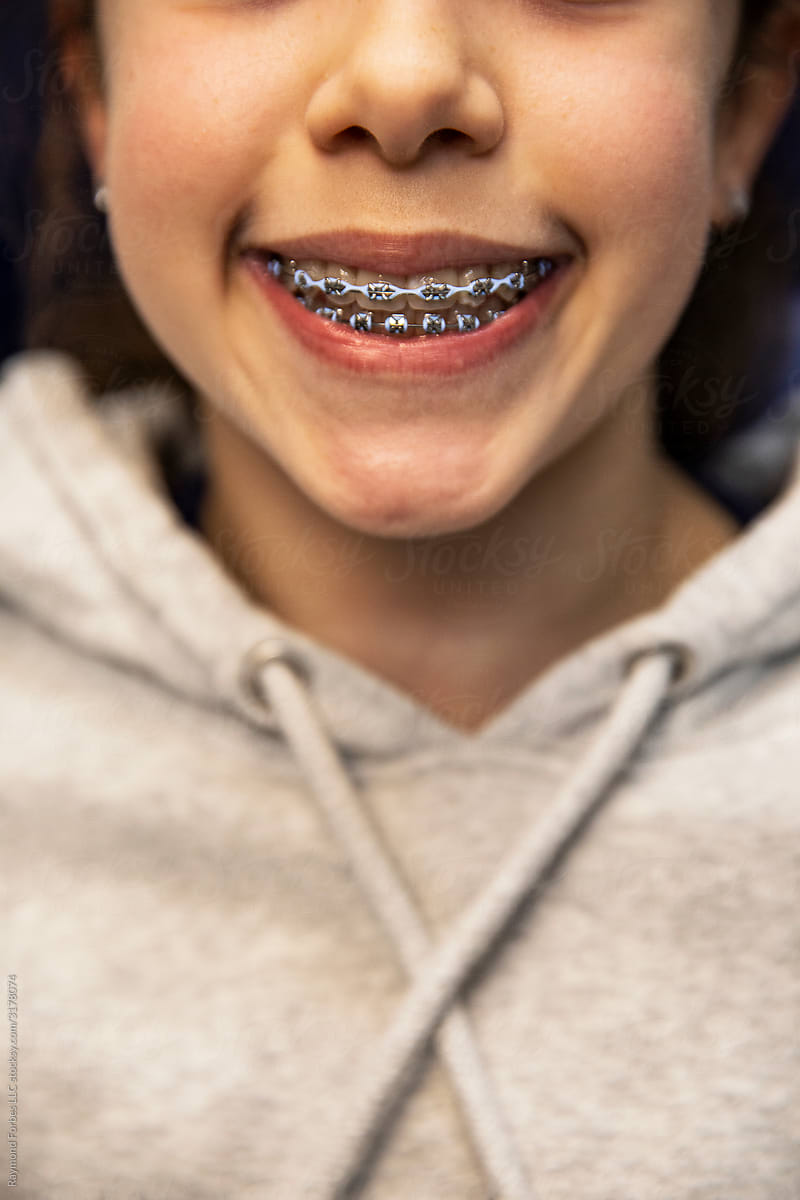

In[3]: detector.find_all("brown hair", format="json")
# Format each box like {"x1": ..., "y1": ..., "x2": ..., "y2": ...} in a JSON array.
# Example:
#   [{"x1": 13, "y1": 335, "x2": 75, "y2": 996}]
[{"x1": 19, "y1": 0, "x2": 800, "y2": 468}]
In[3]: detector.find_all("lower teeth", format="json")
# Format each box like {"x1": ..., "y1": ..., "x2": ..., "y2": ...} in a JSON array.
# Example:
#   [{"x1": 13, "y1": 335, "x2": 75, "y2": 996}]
[{"x1": 301, "y1": 299, "x2": 514, "y2": 337}]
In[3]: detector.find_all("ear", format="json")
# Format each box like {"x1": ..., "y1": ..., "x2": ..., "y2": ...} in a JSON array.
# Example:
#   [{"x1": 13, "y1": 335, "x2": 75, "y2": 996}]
[
  {"x1": 58, "y1": 27, "x2": 109, "y2": 185},
  {"x1": 711, "y1": 3, "x2": 800, "y2": 226}
]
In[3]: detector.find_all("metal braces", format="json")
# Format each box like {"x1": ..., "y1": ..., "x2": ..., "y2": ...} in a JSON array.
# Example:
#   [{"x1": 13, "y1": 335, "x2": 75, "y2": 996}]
[
  {"x1": 300, "y1": 303, "x2": 496, "y2": 335},
  {"x1": 268, "y1": 254, "x2": 555, "y2": 335},
  {"x1": 267, "y1": 255, "x2": 553, "y2": 306}
]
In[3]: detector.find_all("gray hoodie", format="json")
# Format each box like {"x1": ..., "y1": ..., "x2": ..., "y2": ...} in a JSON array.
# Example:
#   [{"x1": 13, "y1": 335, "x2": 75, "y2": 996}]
[{"x1": 1, "y1": 349, "x2": 798, "y2": 1200}]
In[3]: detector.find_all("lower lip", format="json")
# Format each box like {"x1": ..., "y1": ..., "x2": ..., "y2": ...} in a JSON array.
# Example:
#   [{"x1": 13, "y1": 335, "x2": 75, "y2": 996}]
[{"x1": 241, "y1": 253, "x2": 573, "y2": 378}]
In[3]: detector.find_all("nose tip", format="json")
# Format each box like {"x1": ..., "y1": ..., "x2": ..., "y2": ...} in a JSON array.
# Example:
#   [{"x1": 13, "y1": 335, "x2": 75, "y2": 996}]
[{"x1": 305, "y1": 10, "x2": 504, "y2": 167}]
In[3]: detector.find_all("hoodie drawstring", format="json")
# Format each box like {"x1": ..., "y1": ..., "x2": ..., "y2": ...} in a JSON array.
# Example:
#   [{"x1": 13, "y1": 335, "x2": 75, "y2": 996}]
[{"x1": 244, "y1": 639, "x2": 681, "y2": 1199}]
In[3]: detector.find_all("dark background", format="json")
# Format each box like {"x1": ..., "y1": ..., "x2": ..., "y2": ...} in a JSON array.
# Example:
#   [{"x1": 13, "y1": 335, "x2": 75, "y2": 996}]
[{"x1": 1, "y1": 3, "x2": 49, "y2": 365}]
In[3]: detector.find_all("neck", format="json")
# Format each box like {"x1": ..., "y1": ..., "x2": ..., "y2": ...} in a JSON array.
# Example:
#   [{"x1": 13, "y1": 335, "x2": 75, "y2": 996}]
[{"x1": 196, "y1": 380, "x2": 740, "y2": 733}]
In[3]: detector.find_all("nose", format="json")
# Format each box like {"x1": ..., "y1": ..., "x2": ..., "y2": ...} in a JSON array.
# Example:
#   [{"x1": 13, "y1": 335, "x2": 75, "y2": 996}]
[{"x1": 305, "y1": 1, "x2": 504, "y2": 167}]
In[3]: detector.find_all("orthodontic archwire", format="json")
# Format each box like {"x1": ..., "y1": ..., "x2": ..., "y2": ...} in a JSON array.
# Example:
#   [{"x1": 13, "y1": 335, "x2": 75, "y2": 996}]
[{"x1": 265, "y1": 256, "x2": 556, "y2": 335}]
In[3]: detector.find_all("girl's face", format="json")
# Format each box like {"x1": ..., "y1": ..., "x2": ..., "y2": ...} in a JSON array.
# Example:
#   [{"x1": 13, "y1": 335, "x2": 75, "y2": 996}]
[{"x1": 79, "y1": 1, "x2": 778, "y2": 536}]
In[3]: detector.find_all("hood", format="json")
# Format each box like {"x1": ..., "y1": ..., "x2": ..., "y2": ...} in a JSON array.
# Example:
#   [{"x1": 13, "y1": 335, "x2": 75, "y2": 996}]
[
  {"x1": 3, "y1": 348, "x2": 800, "y2": 1199},
  {"x1": 3, "y1": 349, "x2": 800, "y2": 756}
]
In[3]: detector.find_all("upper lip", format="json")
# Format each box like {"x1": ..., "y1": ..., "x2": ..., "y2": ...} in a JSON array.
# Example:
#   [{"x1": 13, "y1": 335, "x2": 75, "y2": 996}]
[{"x1": 241, "y1": 230, "x2": 573, "y2": 275}]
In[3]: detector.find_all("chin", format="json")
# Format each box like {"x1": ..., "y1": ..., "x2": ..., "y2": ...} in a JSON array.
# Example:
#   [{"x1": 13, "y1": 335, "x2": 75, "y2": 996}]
[
  {"x1": 303, "y1": 450, "x2": 511, "y2": 541},
  {"x1": 330, "y1": 504, "x2": 493, "y2": 541}
]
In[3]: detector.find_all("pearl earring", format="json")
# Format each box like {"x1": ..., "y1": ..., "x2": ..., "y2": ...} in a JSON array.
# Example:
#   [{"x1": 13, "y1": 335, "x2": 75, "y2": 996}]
[
  {"x1": 728, "y1": 185, "x2": 751, "y2": 225},
  {"x1": 94, "y1": 183, "x2": 110, "y2": 214}
]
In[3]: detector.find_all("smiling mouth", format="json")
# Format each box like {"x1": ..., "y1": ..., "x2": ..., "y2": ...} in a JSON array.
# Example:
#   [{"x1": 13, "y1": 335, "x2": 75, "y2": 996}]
[{"x1": 249, "y1": 252, "x2": 560, "y2": 337}]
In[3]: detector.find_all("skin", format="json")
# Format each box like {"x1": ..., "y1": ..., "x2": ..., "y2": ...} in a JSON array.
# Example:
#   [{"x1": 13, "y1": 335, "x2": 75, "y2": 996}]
[{"x1": 64, "y1": 0, "x2": 797, "y2": 732}]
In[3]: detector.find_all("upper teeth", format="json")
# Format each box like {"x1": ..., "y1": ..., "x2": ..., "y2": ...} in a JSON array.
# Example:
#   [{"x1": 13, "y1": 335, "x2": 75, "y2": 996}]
[{"x1": 267, "y1": 255, "x2": 554, "y2": 312}]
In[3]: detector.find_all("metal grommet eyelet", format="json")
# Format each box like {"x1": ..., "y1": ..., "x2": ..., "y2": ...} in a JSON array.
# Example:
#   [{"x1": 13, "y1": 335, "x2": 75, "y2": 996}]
[
  {"x1": 624, "y1": 642, "x2": 694, "y2": 687},
  {"x1": 238, "y1": 637, "x2": 313, "y2": 708}
]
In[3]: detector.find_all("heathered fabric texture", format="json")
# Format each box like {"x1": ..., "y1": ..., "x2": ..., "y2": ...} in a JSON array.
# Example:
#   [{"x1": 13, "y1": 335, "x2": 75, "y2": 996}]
[{"x1": 1, "y1": 350, "x2": 799, "y2": 1199}]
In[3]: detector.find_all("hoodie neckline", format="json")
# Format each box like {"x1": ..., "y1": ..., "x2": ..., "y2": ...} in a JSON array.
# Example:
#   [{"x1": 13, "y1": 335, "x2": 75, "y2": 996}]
[{"x1": 3, "y1": 349, "x2": 800, "y2": 759}]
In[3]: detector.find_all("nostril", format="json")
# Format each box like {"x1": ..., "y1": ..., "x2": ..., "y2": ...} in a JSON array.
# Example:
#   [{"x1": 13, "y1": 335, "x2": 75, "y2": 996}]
[
  {"x1": 338, "y1": 126, "x2": 372, "y2": 144},
  {"x1": 327, "y1": 124, "x2": 469, "y2": 159},
  {"x1": 432, "y1": 128, "x2": 465, "y2": 144},
  {"x1": 321, "y1": 125, "x2": 372, "y2": 152}
]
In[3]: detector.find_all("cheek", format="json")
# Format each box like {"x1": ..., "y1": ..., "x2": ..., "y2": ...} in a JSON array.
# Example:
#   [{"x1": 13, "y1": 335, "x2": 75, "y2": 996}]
[
  {"x1": 598, "y1": 86, "x2": 711, "y2": 265},
  {"x1": 560, "y1": 66, "x2": 712, "y2": 258},
  {"x1": 105, "y1": 27, "x2": 301, "y2": 279},
  {"x1": 529, "y1": 53, "x2": 716, "y2": 335},
  {"x1": 500, "y1": 40, "x2": 718, "y2": 404}
]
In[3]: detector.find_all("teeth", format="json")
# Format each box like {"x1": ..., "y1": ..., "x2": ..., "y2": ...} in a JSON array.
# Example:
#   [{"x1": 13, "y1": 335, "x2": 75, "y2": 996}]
[
  {"x1": 384, "y1": 313, "x2": 410, "y2": 335},
  {"x1": 450, "y1": 265, "x2": 491, "y2": 309},
  {"x1": 280, "y1": 258, "x2": 546, "y2": 300},
  {"x1": 354, "y1": 269, "x2": 407, "y2": 311},
  {"x1": 291, "y1": 260, "x2": 326, "y2": 295},
  {"x1": 494, "y1": 262, "x2": 523, "y2": 302},
  {"x1": 266, "y1": 252, "x2": 558, "y2": 336},
  {"x1": 321, "y1": 264, "x2": 358, "y2": 299},
  {"x1": 406, "y1": 269, "x2": 460, "y2": 311},
  {"x1": 457, "y1": 313, "x2": 480, "y2": 333},
  {"x1": 303, "y1": 293, "x2": 503, "y2": 336},
  {"x1": 350, "y1": 310, "x2": 374, "y2": 333},
  {"x1": 422, "y1": 313, "x2": 448, "y2": 335}
]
